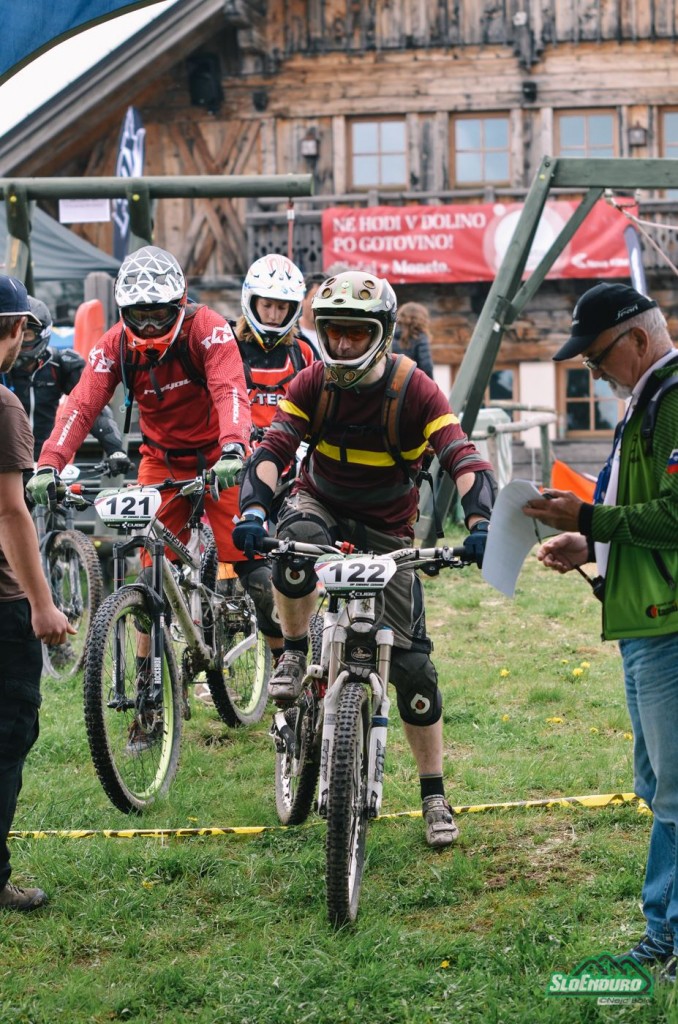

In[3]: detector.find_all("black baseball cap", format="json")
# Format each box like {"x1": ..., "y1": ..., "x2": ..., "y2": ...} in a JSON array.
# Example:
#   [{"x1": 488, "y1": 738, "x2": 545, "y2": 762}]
[{"x1": 553, "y1": 283, "x2": 657, "y2": 362}]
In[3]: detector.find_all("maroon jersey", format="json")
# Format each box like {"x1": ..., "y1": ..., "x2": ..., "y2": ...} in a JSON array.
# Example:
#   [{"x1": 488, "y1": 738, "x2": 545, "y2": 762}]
[
  {"x1": 39, "y1": 306, "x2": 250, "y2": 471},
  {"x1": 263, "y1": 358, "x2": 493, "y2": 537}
]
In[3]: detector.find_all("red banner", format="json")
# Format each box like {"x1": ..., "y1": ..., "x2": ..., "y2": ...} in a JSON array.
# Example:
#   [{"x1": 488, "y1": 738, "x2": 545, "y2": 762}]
[{"x1": 321, "y1": 200, "x2": 633, "y2": 284}]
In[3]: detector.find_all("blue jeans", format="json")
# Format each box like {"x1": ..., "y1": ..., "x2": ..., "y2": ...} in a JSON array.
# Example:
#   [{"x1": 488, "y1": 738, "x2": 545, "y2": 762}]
[{"x1": 620, "y1": 631, "x2": 678, "y2": 950}]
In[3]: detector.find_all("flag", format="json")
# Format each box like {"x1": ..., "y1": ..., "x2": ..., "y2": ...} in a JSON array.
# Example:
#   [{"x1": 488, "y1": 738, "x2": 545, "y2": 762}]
[
  {"x1": 112, "y1": 106, "x2": 146, "y2": 260},
  {"x1": 624, "y1": 225, "x2": 648, "y2": 296},
  {"x1": 0, "y1": 1, "x2": 167, "y2": 84},
  {"x1": 666, "y1": 449, "x2": 678, "y2": 474}
]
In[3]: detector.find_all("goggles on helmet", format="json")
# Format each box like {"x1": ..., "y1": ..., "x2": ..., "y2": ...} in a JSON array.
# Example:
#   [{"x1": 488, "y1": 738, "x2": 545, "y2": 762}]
[{"x1": 122, "y1": 303, "x2": 183, "y2": 334}]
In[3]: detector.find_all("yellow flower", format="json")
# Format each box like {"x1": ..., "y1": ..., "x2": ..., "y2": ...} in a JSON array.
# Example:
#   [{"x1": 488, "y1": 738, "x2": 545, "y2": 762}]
[
  {"x1": 589, "y1": 727, "x2": 599, "y2": 734},
  {"x1": 546, "y1": 716, "x2": 563, "y2": 724},
  {"x1": 501, "y1": 714, "x2": 510, "y2": 722},
  {"x1": 623, "y1": 732, "x2": 633, "y2": 741},
  {"x1": 572, "y1": 667, "x2": 584, "y2": 677},
  {"x1": 440, "y1": 960, "x2": 450, "y2": 969},
  {"x1": 580, "y1": 661, "x2": 590, "y2": 669},
  {"x1": 141, "y1": 880, "x2": 158, "y2": 890},
  {"x1": 560, "y1": 659, "x2": 570, "y2": 665},
  {"x1": 500, "y1": 668, "x2": 510, "y2": 677}
]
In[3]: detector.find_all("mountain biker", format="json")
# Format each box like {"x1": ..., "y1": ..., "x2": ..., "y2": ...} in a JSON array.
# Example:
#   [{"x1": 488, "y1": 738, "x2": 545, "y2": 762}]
[
  {"x1": 192, "y1": 254, "x2": 315, "y2": 704},
  {"x1": 233, "y1": 270, "x2": 497, "y2": 848},
  {"x1": 4, "y1": 296, "x2": 129, "y2": 470}
]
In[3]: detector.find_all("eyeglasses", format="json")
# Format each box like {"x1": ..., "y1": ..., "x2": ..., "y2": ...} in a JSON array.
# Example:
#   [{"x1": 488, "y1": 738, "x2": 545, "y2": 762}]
[
  {"x1": 123, "y1": 303, "x2": 181, "y2": 332},
  {"x1": 323, "y1": 322, "x2": 373, "y2": 343},
  {"x1": 582, "y1": 328, "x2": 632, "y2": 372}
]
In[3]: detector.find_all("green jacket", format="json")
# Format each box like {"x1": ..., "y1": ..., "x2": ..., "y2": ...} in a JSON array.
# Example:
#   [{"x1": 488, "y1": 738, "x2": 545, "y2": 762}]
[{"x1": 589, "y1": 363, "x2": 678, "y2": 639}]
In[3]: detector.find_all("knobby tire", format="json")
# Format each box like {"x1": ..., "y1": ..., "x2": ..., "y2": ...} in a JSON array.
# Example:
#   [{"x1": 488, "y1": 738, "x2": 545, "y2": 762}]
[
  {"x1": 43, "y1": 529, "x2": 104, "y2": 680},
  {"x1": 83, "y1": 588, "x2": 181, "y2": 814}
]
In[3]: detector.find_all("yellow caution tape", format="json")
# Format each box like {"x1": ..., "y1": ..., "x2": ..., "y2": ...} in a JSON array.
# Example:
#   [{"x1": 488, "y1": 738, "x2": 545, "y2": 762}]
[{"x1": 8, "y1": 792, "x2": 648, "y2": 840}]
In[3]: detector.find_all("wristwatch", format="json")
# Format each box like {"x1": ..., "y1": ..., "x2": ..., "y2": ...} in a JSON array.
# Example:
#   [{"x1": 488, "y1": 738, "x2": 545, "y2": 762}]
[{"x1": 221, "y1": 443, "x2": 246, "y2": 459}]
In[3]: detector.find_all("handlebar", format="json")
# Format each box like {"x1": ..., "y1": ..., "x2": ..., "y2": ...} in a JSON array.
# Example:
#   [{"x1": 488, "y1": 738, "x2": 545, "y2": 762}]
[{"x1": 258, "y1": 536, "x2": 475, "y2": 569}]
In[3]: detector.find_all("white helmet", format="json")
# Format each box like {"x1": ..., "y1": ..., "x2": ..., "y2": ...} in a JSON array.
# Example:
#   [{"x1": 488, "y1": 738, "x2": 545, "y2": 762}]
[
  {"x1": 115, "y1": 246, "x2": 187, "y2": 357},
  {"x1": 241, "y1": 253, "x2": 305, "y2": 350}
]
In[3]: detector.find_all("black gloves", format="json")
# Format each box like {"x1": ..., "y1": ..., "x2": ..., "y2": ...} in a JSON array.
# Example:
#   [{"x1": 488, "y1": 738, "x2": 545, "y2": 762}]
[{"x1": 463, "y1": 520, "x2": 490, "y2": 567}]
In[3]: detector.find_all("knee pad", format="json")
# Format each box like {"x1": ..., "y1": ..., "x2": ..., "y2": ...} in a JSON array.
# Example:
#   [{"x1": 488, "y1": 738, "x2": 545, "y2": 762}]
[
  {"x1": 235, "y1": 562, "x2": 282, "y2": 639},
  {"x1": 390, "y1": 648, "x2": 442, "y2": 726},
  {"x1": 272, "y1": 510, "x2": 335, "y2": 598}
]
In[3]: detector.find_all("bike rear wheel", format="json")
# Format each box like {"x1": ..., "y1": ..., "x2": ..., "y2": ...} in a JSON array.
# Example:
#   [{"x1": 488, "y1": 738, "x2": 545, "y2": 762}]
[
  {"x1": 206, "y1": 582, "x2": 270, "y2": 726},
  {"x1": 83, "y1": 588, "x2": 182, "y2": 813},
  {"x1": 325, "y1": 680, "x2": 370, "y2": 927},
  {"x1": 43, "y1": 529, "x2": 104, "y2": 680}
]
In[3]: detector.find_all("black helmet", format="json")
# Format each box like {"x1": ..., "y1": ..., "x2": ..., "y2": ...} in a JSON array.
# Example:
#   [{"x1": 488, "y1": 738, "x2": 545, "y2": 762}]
[{"x1": 15, "y1": 296, "x2": 52, "y2": 369}]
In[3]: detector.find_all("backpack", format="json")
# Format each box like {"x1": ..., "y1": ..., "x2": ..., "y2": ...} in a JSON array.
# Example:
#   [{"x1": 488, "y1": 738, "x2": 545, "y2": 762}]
[
  {"x1": 639, "y1": 355, "x2": 678, "y2": 456},
  {"x1": 119, "y1": 303, "x2": 207, "y2": 435},
  {"x1": 304, "y1": 353, "x2": 443, "y2": 536}
]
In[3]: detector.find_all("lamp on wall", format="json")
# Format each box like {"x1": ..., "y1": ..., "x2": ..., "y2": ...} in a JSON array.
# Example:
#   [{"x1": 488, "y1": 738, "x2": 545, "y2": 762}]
[
  {"x1": 300, "y1": 128, "x2": 320, "y2": 162},
  {"x1": 628, "y1": 124, "x2": 648, "y2": 147},
  {"x1": 522, "y1": 81, "x2": 538, "y2": 103}
]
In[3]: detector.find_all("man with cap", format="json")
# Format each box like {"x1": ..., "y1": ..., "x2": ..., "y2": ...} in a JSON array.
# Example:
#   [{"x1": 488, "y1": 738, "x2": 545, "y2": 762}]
[
  {"x1": 0, "y1": 276, "x2": 74, "y2": 911},
  {"x1": 523, "y1": 282, "x2": 678, "y2": 979}
]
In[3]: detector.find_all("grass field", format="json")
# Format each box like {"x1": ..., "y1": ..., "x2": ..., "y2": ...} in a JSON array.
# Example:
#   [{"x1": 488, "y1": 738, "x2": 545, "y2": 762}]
[{"x1": 2, "y1": 531, "x2": 676, "y2": 1023}]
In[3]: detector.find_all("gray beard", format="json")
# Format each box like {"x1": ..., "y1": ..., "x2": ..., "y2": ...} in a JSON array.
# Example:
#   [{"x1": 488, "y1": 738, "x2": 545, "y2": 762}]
[{"x1": 607, "y1": 380, "x2": 633, "y2": 400}]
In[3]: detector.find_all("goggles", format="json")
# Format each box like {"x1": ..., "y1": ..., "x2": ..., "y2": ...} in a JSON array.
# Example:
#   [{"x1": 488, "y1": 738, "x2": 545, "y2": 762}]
[
  {"x1": 323, "y1": 321, "x2": 374, "y2": 344},
  {"x1": 22, "y1": 328, "x2": 40, "y2": 345},
  {"x1": 122, "y1": 303, "x2": 182, "y2": 333}
]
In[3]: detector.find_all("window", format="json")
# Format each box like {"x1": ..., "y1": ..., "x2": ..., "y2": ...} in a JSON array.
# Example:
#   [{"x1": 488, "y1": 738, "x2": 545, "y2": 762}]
[
  {"x1": 660, "y1": 110, "x2": 678, "y2": 198},
  {"x1": 560, "y1": 367, "x2": 624, "y2": 436},
  {"x1": 452, "y1": 116, "x2": 510, "y2": 185},
  {"x1": 486, "y1": 368, "x2": 516, "y2": 404},
  {"x1": 555, "y1": 111, "x2": 616, "y2": 159},
  {"x1": 349, "y1": 119, "x2": 407, "y2": 189}
]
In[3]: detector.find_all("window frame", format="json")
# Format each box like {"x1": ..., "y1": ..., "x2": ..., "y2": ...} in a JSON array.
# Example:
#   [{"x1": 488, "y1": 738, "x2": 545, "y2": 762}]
[
  {"x1": 347, "y1": 117, "x2": 408, "y2": 191},
  {"x1": 554, "y1": 109, "x2": 618, "y2": 160},
  {"x1": 557, "y1": 364, "x2": 625, "y2": 439},
  {"x1": 450, "y1": 113, "x2": 511, "y2": 187}
]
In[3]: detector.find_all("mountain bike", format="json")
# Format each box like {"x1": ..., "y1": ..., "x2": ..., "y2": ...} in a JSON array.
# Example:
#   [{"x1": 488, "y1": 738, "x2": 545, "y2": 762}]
[
  {"x1": 34, "y1": 463, "x2": 105, "y2": 680},
  {"x1": 263, "y1": 536, "x2": 476, "y2": 926},
  {"x1": 71, "y1": 474, "x2": 269, "y2": 813}
]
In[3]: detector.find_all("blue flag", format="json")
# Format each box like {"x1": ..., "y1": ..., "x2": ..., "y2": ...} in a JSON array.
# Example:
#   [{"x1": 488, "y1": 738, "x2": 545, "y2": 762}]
[
  {"x1": 0, "y1": 1, "x2": 166, "y2": 84},
  {"x1": 112, "y1": 107, "x2": 146, "y2": 260}
]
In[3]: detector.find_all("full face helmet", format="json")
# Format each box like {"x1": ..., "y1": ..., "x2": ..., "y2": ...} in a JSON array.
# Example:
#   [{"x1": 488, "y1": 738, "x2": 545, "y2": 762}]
[
  {"x1": 312, "y1": 271, "x2": 397, "y2": 388},
  {"x1": 115, "y1": 245, "x2": 187, "y2": 358},
  {"x1": 15, "y1": 296, "x2": 52, "y2": 369},
  {"x1": 241, "y1": 254, "x2": 305, "y2": 350}
]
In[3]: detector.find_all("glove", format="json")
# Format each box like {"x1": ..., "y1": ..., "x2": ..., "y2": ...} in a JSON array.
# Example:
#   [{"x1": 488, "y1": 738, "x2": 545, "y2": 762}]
[
  {"x1": 106, "y1": 451, "x2": 133, "y2": 476},
  {"x1": 211, "y1": 444, "x2": 245, "y2": 493},
  {"x1": 463, "y1": 520, "x2": 490, "y2": 567},
  {"x1": 26, "y1": 467, "x2": 60, "y2": 510},
  {"x1": 232, "y1": 511, "x2": 268, "y2": 560}
]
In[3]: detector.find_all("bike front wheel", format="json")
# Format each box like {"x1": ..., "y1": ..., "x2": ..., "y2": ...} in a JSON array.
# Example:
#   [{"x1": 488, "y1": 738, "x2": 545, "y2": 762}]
[
  {"x1": 83, "y1": 588, "x2": 182, "y2": 814},
  {"x1": 325, "y1": 680, "x2": 370, "y2": 927},
  {"x1": 43, "y1": 529, "x2": 104, "y2": 680},
  {"x1": 207, "y1": 584, "x2": 270, "y2": 726}
]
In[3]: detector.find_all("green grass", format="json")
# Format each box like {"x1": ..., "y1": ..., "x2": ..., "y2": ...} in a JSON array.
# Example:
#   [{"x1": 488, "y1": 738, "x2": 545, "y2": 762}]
[{"x1": 2, "y1": 531, "x2": 677, "y2": 1023}]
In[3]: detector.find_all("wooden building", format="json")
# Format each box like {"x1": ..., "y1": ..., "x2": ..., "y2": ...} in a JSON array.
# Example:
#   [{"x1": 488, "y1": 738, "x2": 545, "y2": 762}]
[{"x1": 2, "y1": 0, "x2": 678, "y2": 459}]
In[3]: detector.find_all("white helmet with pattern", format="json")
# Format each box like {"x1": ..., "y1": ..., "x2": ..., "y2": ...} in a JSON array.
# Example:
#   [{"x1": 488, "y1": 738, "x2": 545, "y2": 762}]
[
  {"x1": 115, "y1": 246, "x2": 187, "y2": 357},
  {"x1": 241, "y1": 253, "x2": 305, "y2": 350}
]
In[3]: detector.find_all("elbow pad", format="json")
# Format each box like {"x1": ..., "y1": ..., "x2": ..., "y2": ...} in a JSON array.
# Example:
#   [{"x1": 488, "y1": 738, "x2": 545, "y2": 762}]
[
  {"x1": 459, "y1": 469, "x2": 497, "y2": 528},
  {"x1": 239, "y1": 446, "x2": 286, "y2": 515}
]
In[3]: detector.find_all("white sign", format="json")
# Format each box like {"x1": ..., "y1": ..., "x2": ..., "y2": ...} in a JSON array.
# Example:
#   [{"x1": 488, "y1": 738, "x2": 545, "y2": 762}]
[{"x1": 58, "y1": 198, "x2": 111, "y2": 224}]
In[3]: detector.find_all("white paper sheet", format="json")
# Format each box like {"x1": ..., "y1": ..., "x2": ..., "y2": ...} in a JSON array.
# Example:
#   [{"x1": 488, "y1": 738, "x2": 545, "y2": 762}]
[{"x1": 481, "y1": 480, "x2": 561, "y2": 597}]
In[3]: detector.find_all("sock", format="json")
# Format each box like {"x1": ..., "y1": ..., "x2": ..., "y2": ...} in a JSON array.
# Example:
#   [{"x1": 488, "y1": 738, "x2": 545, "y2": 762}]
[
  {"x1": 284, "y1": 634, "x2": 308, "y2": 655},
  {"x1": 420, "y1": 774, "x2": 445, "y2": 801}
]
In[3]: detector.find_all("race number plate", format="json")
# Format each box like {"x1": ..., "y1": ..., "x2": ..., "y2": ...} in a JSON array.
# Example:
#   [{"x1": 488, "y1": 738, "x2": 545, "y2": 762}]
[
  {"x1": 315, "y1": 555, "x2": 397, "y2": 592},
  {"x1": 94, "y1": 487, "x2": 162, "y2": 526}
]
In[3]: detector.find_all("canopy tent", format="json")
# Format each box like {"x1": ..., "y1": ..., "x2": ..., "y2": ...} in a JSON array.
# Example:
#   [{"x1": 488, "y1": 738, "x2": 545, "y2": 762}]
[
  {"x1": 0, "y1": 0, "x2": 167, "y2": 84},
  {"x1": 0, "y1": 204, "x2": 120, "y2": 280}
]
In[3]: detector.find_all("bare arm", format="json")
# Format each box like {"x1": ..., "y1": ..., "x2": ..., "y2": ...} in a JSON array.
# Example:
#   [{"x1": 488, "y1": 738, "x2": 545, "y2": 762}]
[{"x1": 0, "y1": 472, "x2": 74, "y2": 643}]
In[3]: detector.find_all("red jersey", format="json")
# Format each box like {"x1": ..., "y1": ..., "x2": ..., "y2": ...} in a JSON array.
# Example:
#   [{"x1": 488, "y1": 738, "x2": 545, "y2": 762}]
[
  {"x1": 39, "y1": 305, "x2": 250, "y2": 472},
  {"x1": 236, "y1": 334, "x2": 315, "y2": 435}
]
